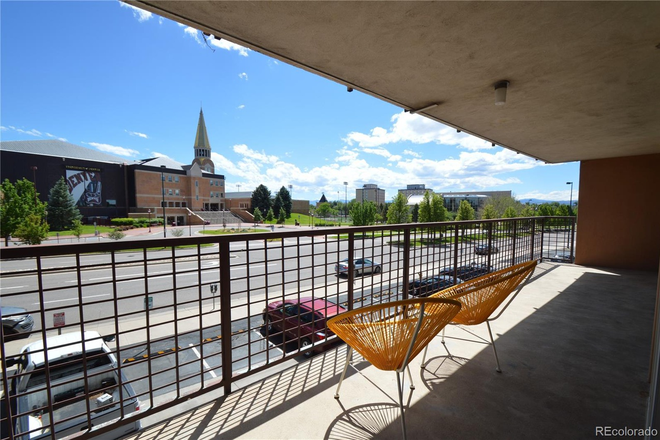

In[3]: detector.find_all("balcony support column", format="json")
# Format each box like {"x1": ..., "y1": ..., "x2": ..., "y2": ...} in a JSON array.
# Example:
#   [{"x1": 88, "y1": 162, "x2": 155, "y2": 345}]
[{"x1": 219, "y1": 240, "x2": 233, "y2": 395}]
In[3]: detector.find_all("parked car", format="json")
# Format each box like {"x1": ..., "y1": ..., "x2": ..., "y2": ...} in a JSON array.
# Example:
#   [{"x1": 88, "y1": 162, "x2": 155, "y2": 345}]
[
  {"x1": 1, "y1": 306, "x2": 34, "y2": 340},
  {"x1": 438, "y1": 262, "x2": 494, "y2": 281},
  {"x1": 335, "y1": 258, "x2": 382, "y2": 277},
  {"x1": 6, "y1": 331, "x2": 141, "y2": 440},
  {"x1": 263, "y1": 297, "x2": 347, "y2": 357},
  {"x1": 474, "y1": 244, "x2": 499, "y2": 255},
  {"x1": 407, "y1": 276, "x2": 455, "y2": 297}
]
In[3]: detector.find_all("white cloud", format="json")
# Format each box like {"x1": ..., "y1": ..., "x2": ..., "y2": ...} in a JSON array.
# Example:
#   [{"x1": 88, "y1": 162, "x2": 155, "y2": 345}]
[
  {"x1": 210, "y1": 37, "x2": 250, "y2": 57},
  {"x1": 87, "y1": 142, "x2": 139, "y2": 157},
  {"x1": 0, "y1": 126, "x2": 7, "y2": 131},
  {"x1": 344, "y1": 111, "x2": 494, "y2": 151},
  {"x1": 238, "y1": 104, "x2": 245, "y2": 110},
  {"x1": 238, "y1": 72, "x2": 248, "y2": 81},
  {"x1": 46, "y1": 132, "x2": 67, "y2": 142},
  {"x1": 403, "y1": 149, "x2": 421, "y2": 158},
  {"x1": 15, "y1": 128, "x2": 41, "y2": 137},
  {"x1": 118, "y1": 2, "x2": 153, "y2": 23},
  {"x1": 184, "y1": 26, "x2": 202, "y2": 45},
  {"x1": 152, "y1": 151, "x2": 170, "y2": 158},
  {"x1": 125, "y1": 130, "x2": 148, "y2": 139}
]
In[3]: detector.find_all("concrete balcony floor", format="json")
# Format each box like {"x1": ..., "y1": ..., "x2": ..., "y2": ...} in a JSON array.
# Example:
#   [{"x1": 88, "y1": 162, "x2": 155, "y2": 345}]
[{"x1": 126, "y1": 262, "x2": 658, "y2": 439}]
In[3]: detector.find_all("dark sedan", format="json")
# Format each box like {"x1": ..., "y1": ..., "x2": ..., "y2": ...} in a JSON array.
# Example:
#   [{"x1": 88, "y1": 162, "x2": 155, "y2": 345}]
[
  {"x1": 475, "y1": 244, "x2": 499, "y2": 255},
  {"x1": 408, "y1": 276, "x2": 455, "y2": 297},
  {"x1": 263, "y1": 297, "x2": 346, "y2": 357},
  {"x1": 439, "y1": 262, "x2": 494, "y2": 281}
]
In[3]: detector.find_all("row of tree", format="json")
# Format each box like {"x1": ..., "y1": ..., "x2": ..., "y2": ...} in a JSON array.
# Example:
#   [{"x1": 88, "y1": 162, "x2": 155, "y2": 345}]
[
  {"x1": 1, "y1": 177, "x2": 83, "y2": 245},
  {"x1": 345, "y1": 191, "x2": 575, "y2": 226},
  {"x1": 251, "y1": 185, "x2": 293, "y2": 222}
]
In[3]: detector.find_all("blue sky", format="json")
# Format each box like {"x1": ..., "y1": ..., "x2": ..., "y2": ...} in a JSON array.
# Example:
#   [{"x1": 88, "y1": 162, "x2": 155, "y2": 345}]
[{"x1": 1, "y1": 1, "x2": 579, "y2": 204}]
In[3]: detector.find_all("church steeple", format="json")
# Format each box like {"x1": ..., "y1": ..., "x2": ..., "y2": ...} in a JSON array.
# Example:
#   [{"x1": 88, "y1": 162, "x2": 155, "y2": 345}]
[{"x1": 192, "y1": 108, "x2": 215, "y2": 173}]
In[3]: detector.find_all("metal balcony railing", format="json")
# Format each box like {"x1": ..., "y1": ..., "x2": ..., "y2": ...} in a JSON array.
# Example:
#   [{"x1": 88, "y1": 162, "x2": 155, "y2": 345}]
[{"x1": 0, "y1": 216, "x2": 575, "y2": 440}]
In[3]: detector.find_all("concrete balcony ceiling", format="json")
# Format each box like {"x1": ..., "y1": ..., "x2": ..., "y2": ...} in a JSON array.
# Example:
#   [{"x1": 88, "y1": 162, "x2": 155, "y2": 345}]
[{"x1": 127, "y1": 1, "x2": 660, "y2": 163}]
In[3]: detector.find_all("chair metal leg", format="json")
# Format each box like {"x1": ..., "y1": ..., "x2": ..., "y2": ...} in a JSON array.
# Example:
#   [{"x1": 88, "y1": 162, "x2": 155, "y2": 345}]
[
  {"x1": 406, "y1": 365, "x2": 415, "y2": 390},
  {"x1": 335, "y1": 347, "x2": 353, "y2": 399},
  {"x1": 421, "y1": 326, "x2": 448, "y2": 370},
  {"x1": 396, "y1": 371, "x2": 408, "y2": 440},
  {"x1": 486, "y1": 321, "x2": 502, "y2": 373}
]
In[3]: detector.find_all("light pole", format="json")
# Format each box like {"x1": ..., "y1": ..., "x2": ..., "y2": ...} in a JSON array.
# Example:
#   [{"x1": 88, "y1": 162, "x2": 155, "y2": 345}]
[
  {"x1": 161, "y1": 165, "x2": 167, "y2": 238},
  {"x1": 188, "y1": 212, "x2": 192, "y2": 236},
  {"x1": 566, "y1": 181, "x2": 574, "y2": 216},
  {"x1": 237, "y1": 184, "x2": 241, "y2": 192},
  {"x1": 148, "y1": 209, "x2": 152, "y2": 232},
  {"x1": 344, "y1": 182, "x2": 348, "y2": 222}
]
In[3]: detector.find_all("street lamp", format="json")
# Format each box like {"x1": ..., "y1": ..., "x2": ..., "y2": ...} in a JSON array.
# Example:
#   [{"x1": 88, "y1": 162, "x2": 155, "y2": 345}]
[
  {"x1": 188, "y1": 212, "x2": 192, "y2": 236},
  {"x1": 566, "y1": 181, "x2": 574, "y2": 216},
  {"x1": 161, "y1": 165, "x2": 167, "y2": 238},
  {"x1": 148, "y1": 209, "x2": 152, "y2": 232},
  {"x1": 237, "y1": 184, "x2": 241, "y2": 192}
]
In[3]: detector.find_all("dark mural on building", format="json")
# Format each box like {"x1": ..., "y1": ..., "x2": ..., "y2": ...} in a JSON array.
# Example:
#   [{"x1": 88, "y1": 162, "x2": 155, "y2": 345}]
[{"x1": 66, "y1": 167, "x2": 102, "y2": 207}]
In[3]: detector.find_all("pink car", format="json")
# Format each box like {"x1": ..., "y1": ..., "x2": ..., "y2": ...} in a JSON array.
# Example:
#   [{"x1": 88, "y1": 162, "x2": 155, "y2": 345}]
[{"x1": 263, "y1": 297, "x2": 346, "y2": 357}]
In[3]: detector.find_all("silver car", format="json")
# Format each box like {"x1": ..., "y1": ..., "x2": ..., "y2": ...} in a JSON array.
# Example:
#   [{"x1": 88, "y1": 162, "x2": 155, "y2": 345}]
[
  {"x1": 335, "y1": 258, "x2": 382, "y2": 277},
  {"x1": 2, "y1": 306, "x2": 34, "y2": 340}
]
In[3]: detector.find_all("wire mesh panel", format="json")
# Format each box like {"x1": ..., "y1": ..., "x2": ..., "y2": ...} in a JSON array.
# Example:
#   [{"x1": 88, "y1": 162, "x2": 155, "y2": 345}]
[{"x1": 0, "y1": 217, "x2": 573, "y2": 440}]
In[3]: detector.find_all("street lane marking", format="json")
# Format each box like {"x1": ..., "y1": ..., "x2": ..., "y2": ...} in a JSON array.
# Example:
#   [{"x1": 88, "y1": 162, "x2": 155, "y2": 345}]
[
  {"x1": 189, "y1": 343, "x2": 217, "y2": 378},
  {"x1": 36, "y1": 293, "x2": 111, "y2": 305},
  {"x1": 0, "y1": 285, "x2": 26, "y2": 290}
]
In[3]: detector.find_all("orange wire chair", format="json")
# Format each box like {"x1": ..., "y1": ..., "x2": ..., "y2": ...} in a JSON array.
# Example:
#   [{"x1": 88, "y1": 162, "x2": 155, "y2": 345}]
[
  {"x1": 327, "y1": 298, "x2": 462, "y2": 440},
  {"x1": 423, "y1": 259, "x2": 538, "y2": 373}
]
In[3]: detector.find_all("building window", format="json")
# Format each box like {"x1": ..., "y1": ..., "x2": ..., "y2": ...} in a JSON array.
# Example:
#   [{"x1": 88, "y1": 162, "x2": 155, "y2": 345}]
[
  {"x1": 210, "y1": 192, "x2": 214, "y2": 198},
  {"x1": 175, "y1": 189, "x2": 180, "y2": 196},
  {"x1": 196, "y1": 195, "x2": 199, "y2": 201},
  {"x1": 215, "y1": 192, "x2": 219, "y2": 198},
  {"x1": 220, "y1": 192, "x2": 224, "y2": 198},
  {"x1": 195, "y1": 181, "x2": 199, "y2": 187},
  {"x1": 162, "y1": 189, "x2": 166, "y2": 195},
  {"x1": 182, "y1": 202, "x2": 187, "y2": 207},
  {"x1": 175, "y1": 176, "x2": 179, "y2": 183},
  {"x1": 175, "y1": 202, "x2": 180, "y2": 207},
  {"x1": 168, "y1": 175, "x2": 172, "y2": 182},
  {"x1": 168, "y1": 189, "x2": 173, "y2": 195}
]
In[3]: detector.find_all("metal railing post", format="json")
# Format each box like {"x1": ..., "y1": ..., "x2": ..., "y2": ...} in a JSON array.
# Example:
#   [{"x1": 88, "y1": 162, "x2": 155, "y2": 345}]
[
  {"x1": 569, "y1": 216, "x2": 576, "y2": 261},
  {"x1": 530, "y1": 217, "x2": 536, "y2": 261},
  {"x1": 511, "y1": 219, "x2": 518, "y2": 266},
  {"x1": 219, "y1": 240, "x2": 233, "y2": 395},
  {"x1": 540, "y1": 217, "x2": 546, "y2": 262},
  {"x1": 347, "y1": 232, "x2": 355, "y2": 310},
  {"x1": 452, "y1": 223, "x2": 460, "y2": 283},
  {"x1": 402, "y1": 228, "x2": 411, "y2": 299}
]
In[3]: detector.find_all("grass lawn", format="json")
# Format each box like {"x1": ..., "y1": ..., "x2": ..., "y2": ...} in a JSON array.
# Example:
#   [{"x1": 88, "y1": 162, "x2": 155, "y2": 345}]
[{"x1": 48, "y1": 225, "x2": 114, "y2": 237}]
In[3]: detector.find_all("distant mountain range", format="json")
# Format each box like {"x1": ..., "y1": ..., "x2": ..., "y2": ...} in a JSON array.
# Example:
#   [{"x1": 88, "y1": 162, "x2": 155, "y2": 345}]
[{"x1": 519, "y1": 199, "x2": 575, "y2": 205}]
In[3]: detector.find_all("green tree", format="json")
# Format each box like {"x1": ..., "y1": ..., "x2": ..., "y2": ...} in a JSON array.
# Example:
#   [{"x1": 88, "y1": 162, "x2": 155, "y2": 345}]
[
  {"x1": 455, "y1": 200, "x2": 475, "y2": 221},
  {"x1": 265, "y1": 207, "x2": 275, "y2": 222},
  {"x1": 277, "y1": 208, "x2": 287, "y2": 224},
  {"x1": 520, "y1": 205, "x2": 535, "y2": 217},
  {"x1": 487, "y1": 194, "x2": 521, "y2": 217},
  {"x1": 556, "y1": 204, "x2": 570, "y2": 216},
  {"x1": 253, "y1": 207, "x2": 263, "y2": 223},
  {"x1": 386, "y1": 192, "x2": 411, "y2": 224},
  {"x1": 71, "y1": 219, "x2": 84, "y2": 241},
  {"x1": 315, "y1": 202, "x2": 335, "y2": 219},
  {"x1": 411, "y1": 204, "x2": 419, "y2": 223},
  {"x1": 349, "y1": 201, "x2": 377, "y2": 226},
  {"x1": 503, "y1": 206, "x2": 518, "y2": 218},
  {"x1": 418, "y1": 191, "x2": 446, "y2": 223},
  {"x1": 277, "y1": 186, "x2": 293, "y2": 218},
  {"x1": 47, "y1": 177, "x2": 82, "y2": 231},
  {"x1": 273, "y1": 194, "x2": 284, "y2": 217},
  {"x1": 251, "y1": 184, "x2": 272, "y2": 215},
  {"x1": 537, "y1": 203, "x2": 556, "y2": 217},
  {"x1": 13, "y1": 213, "x2": 49, "y2": 245},
  {"x1": 0, "y1": 178, "x2": 47, "y2": 246},
  {"x1": 481, "y1": 204, "x2": 498, "y2": 220}
]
